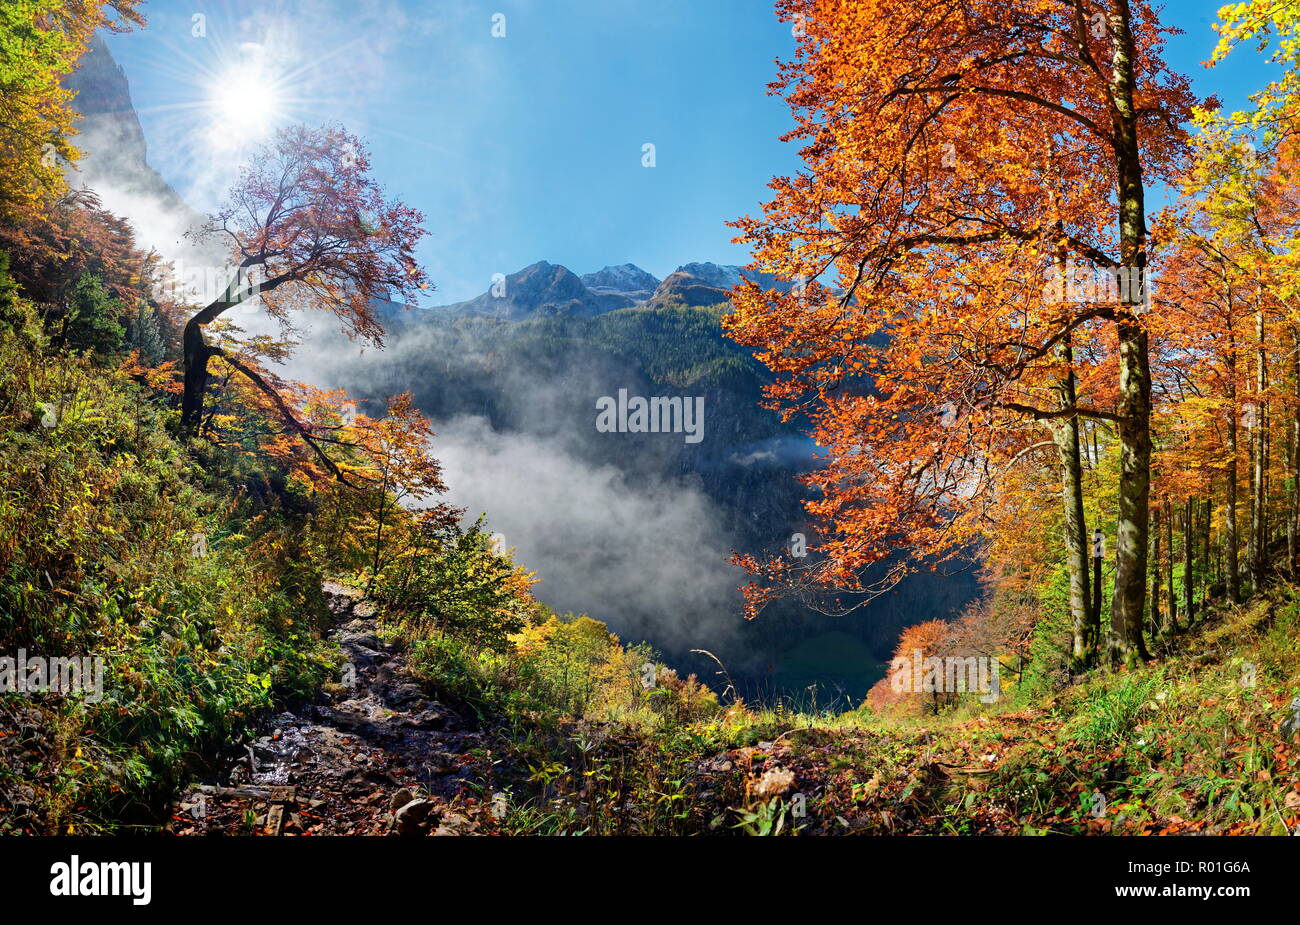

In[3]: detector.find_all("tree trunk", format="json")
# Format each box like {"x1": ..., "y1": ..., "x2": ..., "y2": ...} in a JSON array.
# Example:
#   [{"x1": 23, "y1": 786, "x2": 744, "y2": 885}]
[
  {"x1": 180, "y1": 260, "x2": 261, "y2": 431},
  {"x1": 1184, "y1": 496, "x2": 1196, "y2": 625},
  {"x1": 1249, "y1": 296, "x2": 1266, "y2": 589},
  {"x1": 1264, "y1": 399, "x2": 1271, "y2": 565},
  {"x1": 1150, "y1": 505, "x2": 1161, "y2": 638},
  {"x1": 1227, "y1": 367, "x2": 1241, "y2": 603},
  {"x1": 1291, "y1": 329, "x2": 1300, "y2": 577},
  {"x1": 1106, "y1": 0, "x2": 1152, "y2": 665},
  {"x1": 1203, "y1": 497, "x2": 1212, "y2": 600},
  {"x1": 1109, "y1": 316, "x2": 1152, "y2": 660},
  {"x1": 1053, "y1": 329, "x2": 1092, "y2": 669},
  {"x1": 1091, "y1": 546, "x2": 1103, "y2": 649},
  {"x1": 368, "y1": 493, "x2": 388, "y2": 596},
  {"x1": 1166, "y1": 497, "x2": 1178, "y2": 635},
  {"x1": 181, "y1": 321, "x2": 215, "y2": 431}
]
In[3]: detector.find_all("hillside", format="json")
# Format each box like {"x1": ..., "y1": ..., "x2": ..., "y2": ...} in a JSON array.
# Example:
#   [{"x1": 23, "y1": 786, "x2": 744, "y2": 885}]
[
  {"x1": 5, "y1": 259, "x2": 1292, "y2": 838},
  {"x1": 48, "y1": 32, "x2": 973, "y2": 706},
  {"x1": 457, "y1": 581, "x2": 1300, "y2": 836},
  {"x1": 5, "y1": 2, "x2": 1300, "y2": 892},
  {"x1": 292, "y1": 300, "x2": 978, "y2": 699}
]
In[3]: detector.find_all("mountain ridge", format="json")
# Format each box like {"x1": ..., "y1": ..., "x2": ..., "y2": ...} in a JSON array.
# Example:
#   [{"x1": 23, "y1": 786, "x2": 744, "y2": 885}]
[{"x1": 432, "y1": 259, "x2": 796, "y2": 320}]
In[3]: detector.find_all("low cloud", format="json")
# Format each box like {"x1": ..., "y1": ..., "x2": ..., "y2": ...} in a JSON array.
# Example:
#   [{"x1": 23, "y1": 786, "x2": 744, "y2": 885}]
[{"x1": 425, "y1": 414, "x2": 747, "y2": 653}]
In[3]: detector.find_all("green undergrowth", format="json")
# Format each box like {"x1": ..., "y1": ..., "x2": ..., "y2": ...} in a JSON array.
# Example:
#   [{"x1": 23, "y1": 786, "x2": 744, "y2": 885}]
[
  {"x1": 401, "y1": 581, "x2": 1300, "y2": 835},
  {"x1": 0, "y1": 305, "x2": 333, "y2": 833}
]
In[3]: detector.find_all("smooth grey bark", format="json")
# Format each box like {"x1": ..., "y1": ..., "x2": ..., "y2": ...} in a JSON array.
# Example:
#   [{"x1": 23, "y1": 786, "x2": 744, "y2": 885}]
[
  {"x1": 1184, "y1": 496, "x2": 1196, "y2": 625},
  {"x1": 1106, "y1": 0, "x2": 1152, "y2": 665},
  {"x1": 1203, "y1": 497, "x2": 1212, "y2": 599},
  {"x1": 1150, "y1": 505, "x2": 1161, "y2": 638},
  {"x1": 1165, "y1": 497, "x2": 1178, "y2": 635},
  {"x1": 1249, "y1": 296, "x2": 1267, "y2": 590},
  {"x1": 1291, "y1": 330, "x2": 1300, "y2": 577},
  {"x1": 1227, "y1": 383, "x2": 1241, "y2": 603},
  {"x1": 1053, "y1": 327, "x2": 1093, "y2": 668}
]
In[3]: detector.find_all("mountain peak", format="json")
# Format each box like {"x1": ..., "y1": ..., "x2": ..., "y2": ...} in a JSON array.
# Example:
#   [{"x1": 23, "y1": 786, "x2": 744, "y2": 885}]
[
  {"x1": 672, "y1": 262, "x2": 751, "y2": 290},
  {"x1": 580, "y1": 264, "x2": 660, "y2": 294},
  {"x1": 433, "y1": 261, "x2": 624, "y2": 320},
  {"x1": 432, "y1": 259, "x2": 795, "y2": 320}
]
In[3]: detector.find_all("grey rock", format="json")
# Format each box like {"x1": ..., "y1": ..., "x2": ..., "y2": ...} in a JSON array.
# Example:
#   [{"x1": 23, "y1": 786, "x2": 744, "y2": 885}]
[
  {"x1": 393, "y1": 798, "x2": 435, "y2": 835},
  {"x1": 433, "y1": 811, "x2": 471, "y2": 836},
  {"x1": 1282, "y1": 697, "x2": 1300, "y2": 738}
]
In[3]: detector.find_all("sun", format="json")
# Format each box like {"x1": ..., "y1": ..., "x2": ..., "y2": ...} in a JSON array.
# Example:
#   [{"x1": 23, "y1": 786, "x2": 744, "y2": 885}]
[
  {"x1": 214, "y1": 69, "x2": 276, "y2": 128},
  {"x1": 207, "y1": 46, "x2": 286, "y2": 148}
]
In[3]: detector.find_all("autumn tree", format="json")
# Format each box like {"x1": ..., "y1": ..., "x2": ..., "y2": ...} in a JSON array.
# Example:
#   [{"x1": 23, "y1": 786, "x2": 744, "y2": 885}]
[
  {"x1": 1154, "y1": 138, "x2": 1267, "y2": 608},
  {"x1": 1154, "y1": 230, "x2": 1248, "y2": 607},
  {"x1": 728, "y1": 0, "x2": 1197, "y2": 666},
  {"x1": 868, "y1": 619, "x2": 950, "y2": 716},
  {"x1": 345, "y1": 392, "x2": 452, "y2": 591},
  {"x1": 179, "y1": 124, "x2": 429, "y2": 454},
  {"x1": 1, "y1": 188, "x2": 153, "y2": 329},
  {"x1": 1211, "y1": 1, "x2": 1300, "y2": 135},
  {"x1": 1200, "y1": 0, "x2": 1300, "y2": 592},
  {"x1": 1128, "y1": 0, "x2": 1300, "y2": 637},
  {"x1": 0, "y1": 1, "x2": 142, "y2": 228},
  {"x1": 377, "y1": 515, "x2": 535, "y2": 653}
]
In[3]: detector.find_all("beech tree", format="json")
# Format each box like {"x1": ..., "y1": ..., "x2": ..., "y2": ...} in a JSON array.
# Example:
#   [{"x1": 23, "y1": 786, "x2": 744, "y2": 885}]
[
  {"x1": 727, "y1": 0, "x2": 1197, "y2": 665},
  {"x1": 348, "y1": 392, "x2": 451, "y2": 590},
  {"x1": 180, "y1": 124, "x2": 429, "y2": 464}
]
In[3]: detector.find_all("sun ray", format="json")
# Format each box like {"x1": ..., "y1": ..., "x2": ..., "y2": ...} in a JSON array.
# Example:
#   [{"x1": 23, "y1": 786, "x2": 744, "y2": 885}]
[{"x1": 203, "y1": 44, "x2": 289, "y2": 150}]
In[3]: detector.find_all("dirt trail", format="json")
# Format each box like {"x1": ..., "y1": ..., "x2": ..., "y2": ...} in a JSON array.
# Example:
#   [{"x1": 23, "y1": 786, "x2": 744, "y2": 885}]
[{"x1": 168, "y1": 583, "x2": 488, "y2": 836}]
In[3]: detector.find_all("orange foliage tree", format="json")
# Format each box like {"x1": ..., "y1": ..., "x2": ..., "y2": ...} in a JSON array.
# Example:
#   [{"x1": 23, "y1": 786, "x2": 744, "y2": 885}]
[{"x1": 727, "y1": 0, "x2": 1198, "y2": 666}]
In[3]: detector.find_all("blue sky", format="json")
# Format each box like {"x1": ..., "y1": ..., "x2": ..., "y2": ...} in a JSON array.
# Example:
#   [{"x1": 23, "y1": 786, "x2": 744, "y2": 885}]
[{"x1": 101, "y1": 0, "x2": 1274, "y2": 304}]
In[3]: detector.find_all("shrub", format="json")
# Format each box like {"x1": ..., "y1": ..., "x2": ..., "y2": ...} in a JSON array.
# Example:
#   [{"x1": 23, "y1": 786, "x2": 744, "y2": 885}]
[
  {"x1": 377, "y1": 517, "x2": 529, "y2": 652},
  {"x1": 0, "y1": 296, "x2": 330, "y2": 831}
]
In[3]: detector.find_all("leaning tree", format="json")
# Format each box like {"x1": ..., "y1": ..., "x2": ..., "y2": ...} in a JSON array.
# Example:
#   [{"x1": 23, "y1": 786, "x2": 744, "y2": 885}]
[{"x1": 179, "y1": 123, "x2": 429, "y2": 476}]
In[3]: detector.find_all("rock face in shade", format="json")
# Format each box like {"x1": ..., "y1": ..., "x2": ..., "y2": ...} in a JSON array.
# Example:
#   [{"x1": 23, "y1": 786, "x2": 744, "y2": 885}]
[
  {"x1": 66, "y1": 34, "x2": 148, "y2": 156},
  {"x1": 63, "y1": 35, "x2": 201, "y2": 236},
  {"x1": 644, "y1": 262, "x2": 797, "y2": 310}
]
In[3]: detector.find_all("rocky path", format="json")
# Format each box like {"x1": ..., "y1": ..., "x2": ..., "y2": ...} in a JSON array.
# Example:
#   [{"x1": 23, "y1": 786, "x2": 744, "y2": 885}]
[{"x1": 168, "y1": 583, "x2": 491, "y2": 836}]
